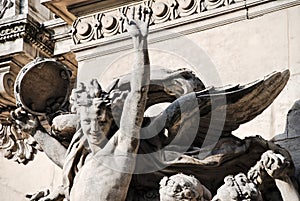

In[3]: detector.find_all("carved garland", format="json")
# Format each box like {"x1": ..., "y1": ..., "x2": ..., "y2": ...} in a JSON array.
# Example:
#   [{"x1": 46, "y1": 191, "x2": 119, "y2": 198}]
[{"x1": 72, "y1": 0, "x2": 242, "y2": 44}]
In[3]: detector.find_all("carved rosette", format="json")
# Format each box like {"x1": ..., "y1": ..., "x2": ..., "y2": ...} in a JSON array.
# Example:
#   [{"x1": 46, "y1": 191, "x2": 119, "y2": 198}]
[
  {"x1": 151, "y1": 0, "x2": 174, "y2": 23},
  {"x1": 72, "y1": 9, "x2": 122, "y2": 44},
  {"x1": 100, "y1": 13, "x2": 120, "y2": 37},
  {"x1": 72, "y1": 16, "x2": 98, "y2": 44},
  {"x1": 177, "y1": 0, "x2": 199, "y2": 17},
  {"x1": 72, "y1": 0, "x2": 247, "y2": 44}
]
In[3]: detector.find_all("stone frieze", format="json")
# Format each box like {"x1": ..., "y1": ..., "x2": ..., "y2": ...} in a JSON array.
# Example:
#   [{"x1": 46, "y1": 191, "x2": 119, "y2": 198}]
[{"x1": 72, "y1": 0, "x2": 265, "y2": 45}]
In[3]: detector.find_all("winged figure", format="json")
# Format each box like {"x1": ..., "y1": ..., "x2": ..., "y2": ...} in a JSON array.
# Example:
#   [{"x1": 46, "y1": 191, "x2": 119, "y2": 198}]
[{"x1": 0, "y1": 5, "x2": 296, "y2": 201}]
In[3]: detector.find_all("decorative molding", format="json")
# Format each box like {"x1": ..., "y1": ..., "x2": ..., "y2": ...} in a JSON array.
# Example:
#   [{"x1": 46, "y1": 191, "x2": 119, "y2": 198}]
[
  {"x1": 0, "y1": 123, "x2": 42, "y2": 164},
  {"x1": 72, "y1": 0, "x2": 241, "y2": 44},
  {"x1": 41, "y1": 0, "x2": 141, "y2": 25},
  {"x1": 72, "y1": 0, "x2": 300, "y2": 60},
  {"x1": 0, "y1": 60, "x2": 19, "y2": 111},
  {"x1": 0, "y1": 22, "x2": 26, "y2": 41},
  {"x1": 71, "y1": 0, "x2": 269, "y2": 45},
  {"x1": 0, "y1": 18, "x2": 54, "y2": 56},
  {"x1": 71, "y1": 0, "x2": 300, "y2": 47}
]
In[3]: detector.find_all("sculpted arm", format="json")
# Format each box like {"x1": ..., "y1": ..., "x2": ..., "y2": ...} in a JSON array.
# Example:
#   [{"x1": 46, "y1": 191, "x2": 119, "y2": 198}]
[
  {"x1": 11, "y1": 108, "x2": 67, "y2": 168},
  {"x1": 33, "y1": 128, "x2": 66, "y2": 168},
  {"x1": 117, "y1": 6, "x2": 151, "y2": 153},
  {"x1": 68, "y1": 8, "x2": 153, "y2": 201},
  {"x1": 71, "y1": 7, "x2": 153, "y2": 201}
]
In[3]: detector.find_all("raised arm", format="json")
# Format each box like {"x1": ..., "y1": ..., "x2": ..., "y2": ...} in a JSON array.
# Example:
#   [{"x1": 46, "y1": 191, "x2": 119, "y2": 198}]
[
  {"x1": 117, "y1": 6, "x2": 152, "y2": 153},
  {"x1": 69, "y1": 8, "x2": 153, "y2": 201}
]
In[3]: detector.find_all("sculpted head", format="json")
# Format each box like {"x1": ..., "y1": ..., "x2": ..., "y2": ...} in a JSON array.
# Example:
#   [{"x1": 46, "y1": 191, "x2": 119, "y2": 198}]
[
  {"x1": 159, "y1": 173, "x2": 212, "y2": 201},
  {"x1": 70, "y1": 79, "x2": 113, "y2": 146},
  {"x1": 212, "y1": 173, "x2": 263, "y2": 201}
]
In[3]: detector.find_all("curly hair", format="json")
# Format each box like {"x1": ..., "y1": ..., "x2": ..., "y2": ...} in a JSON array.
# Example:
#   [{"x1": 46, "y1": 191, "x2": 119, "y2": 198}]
[{"x1": 70, "y1": 79, "x2": 111, "y2": 115}]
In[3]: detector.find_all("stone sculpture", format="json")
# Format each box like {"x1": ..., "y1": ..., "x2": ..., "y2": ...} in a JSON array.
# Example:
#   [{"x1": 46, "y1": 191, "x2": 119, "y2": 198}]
[
  {"x1": 13, "y1": 5, "x2": 153, "y2": 201},
  {"x1": 159, "y1": 173, "x2": 212, "y2": 201},
  {"x1": 1, "y1": 4, "x2": 299, "y2": 201},
  {"x1": 212, "y1": 173, "x2": 262, "y2": 201},
  {"x1": 248, "y1": 150, "x2": 300, "y2": 201}
]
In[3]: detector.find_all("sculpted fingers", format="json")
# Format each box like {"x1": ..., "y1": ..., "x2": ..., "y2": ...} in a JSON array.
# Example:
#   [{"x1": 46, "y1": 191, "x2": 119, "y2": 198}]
[
  {"x1": 10, "y1": 107, "x2": 39, "y2": 134},
  {"x1": 261, "y1": 150, "x2": 289, "y2": 179},
  {"x1": 143, "y1": 6, "x2": 152, "y2": 24},
  {"x1": 131, "y1": 6, "x2": 135, "y2": 20},
  {"x1": 137, "y1": 5, "x2": 142, "y2": 20}
]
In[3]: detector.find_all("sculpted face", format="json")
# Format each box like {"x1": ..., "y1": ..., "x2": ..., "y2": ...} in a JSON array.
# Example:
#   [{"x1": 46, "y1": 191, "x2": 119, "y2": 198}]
[
  {"x1": 80, "y1": 105, "x2": 112, "y2": 147},
  {"x1": 159, "y1": 174, "x2": 211, "y2": 201}
]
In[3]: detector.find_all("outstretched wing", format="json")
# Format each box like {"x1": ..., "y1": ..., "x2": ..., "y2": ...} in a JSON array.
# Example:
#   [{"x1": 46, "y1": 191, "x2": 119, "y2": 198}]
[
  {"x1": 108, "y1": 68, "x2": 205, "y2": 124},
  {"x1": 149, "y1": 70, "x2": 290, "y2": 148}
]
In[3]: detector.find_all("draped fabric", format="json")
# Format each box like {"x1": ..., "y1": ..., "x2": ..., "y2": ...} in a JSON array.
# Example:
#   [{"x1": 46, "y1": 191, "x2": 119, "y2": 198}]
[{"x1": 62, "y1": 128, "x2": 89, "y2": 199}]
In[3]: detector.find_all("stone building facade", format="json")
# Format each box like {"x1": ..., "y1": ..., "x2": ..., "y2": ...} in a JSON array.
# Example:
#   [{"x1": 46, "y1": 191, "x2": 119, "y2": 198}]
[{"x1": 0, "y1": 0, "x2": 299, "y2": 200}]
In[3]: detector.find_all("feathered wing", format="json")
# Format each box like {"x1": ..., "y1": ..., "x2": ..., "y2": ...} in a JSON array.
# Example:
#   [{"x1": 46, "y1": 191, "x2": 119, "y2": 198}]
[{"x1": 149, "y1": 70, "x2": 290, "y2": 147}]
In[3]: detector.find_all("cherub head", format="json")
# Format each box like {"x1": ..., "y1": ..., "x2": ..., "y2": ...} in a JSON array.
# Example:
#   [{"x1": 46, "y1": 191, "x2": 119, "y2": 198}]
[
  {"x1": 159, "y1": 173, "x2": 212, "y2": 201},
  {"x1": 70, "y1": 79, "x2": 113, "y2": 146}
]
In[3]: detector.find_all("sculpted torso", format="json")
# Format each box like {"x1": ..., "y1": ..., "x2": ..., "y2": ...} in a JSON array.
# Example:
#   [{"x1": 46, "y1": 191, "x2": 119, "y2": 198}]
[{"x1": 68, "y1": 6, "x2": 152, "y2": 201}]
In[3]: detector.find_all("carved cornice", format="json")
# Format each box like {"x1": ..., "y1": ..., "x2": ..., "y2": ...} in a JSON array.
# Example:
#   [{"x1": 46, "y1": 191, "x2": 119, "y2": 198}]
[
  {"x1": 71, "y1": 0, "x2": 300, "y2": 60},
  {"x1": 71, "y1": 0, "x2": 260, "y2": 45},
  {"x1": 41, "y1": 0, "x2": 141, "y2": 25},
  {"x1": 0, "y1": 17, "x2": 54, "y2": 56},
  {"x1": 0, "y1": 22, "x2": 26, "y2": 42}
]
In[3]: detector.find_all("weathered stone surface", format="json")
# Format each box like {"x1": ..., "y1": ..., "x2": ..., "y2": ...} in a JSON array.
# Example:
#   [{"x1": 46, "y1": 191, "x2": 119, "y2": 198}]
[
  {"x1": 285, "y1": 100, "x2": 300, "y2": 138},
  {"x1": 0, "y1": 1, "x2": 299, "y2": 201},
  {"x1": 288, "y1": 5, "x2": 300, "y2": 75},
  {"x1": 275, "y1": 137, "x2": 300, "y2": 180},
  {"x1": 212, "y1": 173, "x2": 262, "y2": 201},
  {"x1": 274, "y1": 99, "x2": 300, "y2": 187},
  {"x1": 159, "y1": 173, "x2": 212, "y2": 201}
]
